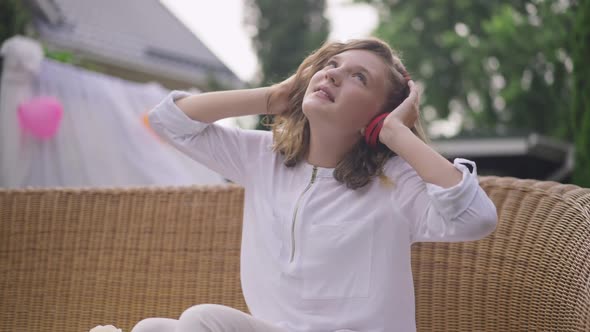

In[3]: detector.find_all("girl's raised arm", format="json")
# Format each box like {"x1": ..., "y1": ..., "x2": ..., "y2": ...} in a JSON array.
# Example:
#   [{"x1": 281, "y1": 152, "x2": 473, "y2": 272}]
[{"x1": 175, "y1": 77, "x2": 293, "y2": 123}]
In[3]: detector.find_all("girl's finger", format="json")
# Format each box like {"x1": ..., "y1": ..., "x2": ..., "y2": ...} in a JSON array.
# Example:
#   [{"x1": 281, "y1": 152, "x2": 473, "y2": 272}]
[{"x1": 410, "y1": 81, "x2": 420, "y2": 97}]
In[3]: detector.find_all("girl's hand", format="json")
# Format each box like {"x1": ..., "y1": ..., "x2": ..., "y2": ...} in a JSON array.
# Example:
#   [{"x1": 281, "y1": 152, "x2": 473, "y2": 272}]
[
  {"x1": 267, "y1": 75, "x2": 296, "y2": 115},
  {"x1": 379, "y1": 80, "x2": 420, "y2": 142}
]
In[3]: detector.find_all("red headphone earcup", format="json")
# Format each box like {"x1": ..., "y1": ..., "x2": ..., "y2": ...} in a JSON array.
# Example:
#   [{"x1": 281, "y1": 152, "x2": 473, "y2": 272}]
[
  {"x1": 365, "y1": 116, "x2": 381, "y2": 146},
  {"x1": 365, "y1": 113, "x2": 389, "y2": 148},
  {"x1": 370, "y1": 121, "x2": 384, "y2": 147}
]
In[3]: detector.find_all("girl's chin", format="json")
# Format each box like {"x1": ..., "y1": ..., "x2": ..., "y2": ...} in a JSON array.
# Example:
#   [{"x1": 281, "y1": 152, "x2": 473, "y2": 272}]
[
  {"x1": 302, "y1": 106, "x2": 328, "y2": 121},
  {"x1": 302, "y1": 99, "x2": 334, "y2": 114}
]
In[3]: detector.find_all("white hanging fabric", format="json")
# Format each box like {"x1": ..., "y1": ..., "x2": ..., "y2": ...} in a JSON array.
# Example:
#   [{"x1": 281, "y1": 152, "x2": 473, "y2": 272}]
[{"x1": 0, "y1": 35, "x2": 225, "y2": 188}]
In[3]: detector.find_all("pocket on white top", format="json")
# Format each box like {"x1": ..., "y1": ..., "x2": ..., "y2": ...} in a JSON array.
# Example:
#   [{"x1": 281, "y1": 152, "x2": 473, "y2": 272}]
[{"x1": 301, "y1": 219, "x2": 374, "y2": 300}]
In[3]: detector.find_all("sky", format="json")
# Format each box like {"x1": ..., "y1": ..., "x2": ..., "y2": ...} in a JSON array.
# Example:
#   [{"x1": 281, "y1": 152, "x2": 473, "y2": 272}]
[{"x1": 159, "y1": 0, "x2": 378, "y2": 82}]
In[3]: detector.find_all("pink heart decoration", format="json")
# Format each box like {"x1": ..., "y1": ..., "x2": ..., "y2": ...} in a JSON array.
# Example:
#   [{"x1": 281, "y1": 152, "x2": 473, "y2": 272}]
[{"x1": 18, "y1": 96, "x2": 63, "y2": 139}]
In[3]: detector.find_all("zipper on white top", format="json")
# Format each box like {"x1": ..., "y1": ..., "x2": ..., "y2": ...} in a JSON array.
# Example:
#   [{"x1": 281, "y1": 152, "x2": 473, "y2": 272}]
[{"x1": 289, "y1": 166, "x2": 318, "y2": 263}]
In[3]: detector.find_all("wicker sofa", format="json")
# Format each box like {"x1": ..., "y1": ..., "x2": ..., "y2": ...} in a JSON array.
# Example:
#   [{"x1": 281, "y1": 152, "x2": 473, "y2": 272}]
[{"x1": 1, "y1": 177, "x2": 589, "y2": 332}]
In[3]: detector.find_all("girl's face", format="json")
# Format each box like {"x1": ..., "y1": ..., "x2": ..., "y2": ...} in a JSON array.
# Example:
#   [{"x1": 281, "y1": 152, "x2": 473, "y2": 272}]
[{"x1": 302, "y1": 49, "x2": 390, "y2": 136}]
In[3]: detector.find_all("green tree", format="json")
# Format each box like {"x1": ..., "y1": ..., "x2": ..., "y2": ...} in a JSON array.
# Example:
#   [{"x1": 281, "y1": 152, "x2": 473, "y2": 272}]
[
  {"x1": 0, "y1": 0, "x2": 31, "y2": 46},
  {"x1": 245, "y1": 0, "x2": 329, "y2": 86},
  {"x1": 571, "y1": 0, "x2": 590, "y2": 187},
  {"x1": 360, "y1": 0, "x2": 574, "y2": 139},
  {"x1": 0, "y1": 0, "x2": 31, "y2": 89},
  {"x1": 245, "y1": 0, "x2": 329, "y2": 129}
]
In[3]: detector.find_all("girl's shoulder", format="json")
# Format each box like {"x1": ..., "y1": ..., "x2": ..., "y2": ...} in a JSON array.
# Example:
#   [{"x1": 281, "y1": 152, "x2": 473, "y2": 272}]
[
  {"x1": 223, "y1": 126, "x2": 272, "y2": 148},
  {"x1": 237, "y1": 127, "x2": 273, "y2": 142},
  {"x1": 235, "y1": 128, "x2": 277, "y2": 160}
]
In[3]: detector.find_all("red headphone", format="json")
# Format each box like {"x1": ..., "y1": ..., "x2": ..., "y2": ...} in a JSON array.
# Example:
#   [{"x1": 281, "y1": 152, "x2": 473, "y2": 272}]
[
  {"x1": 364, "y1": 71, "x2": 412, "y2": 149},
  {"x1": 364, "y1": 112, "x2": 389, "y2": 148}
]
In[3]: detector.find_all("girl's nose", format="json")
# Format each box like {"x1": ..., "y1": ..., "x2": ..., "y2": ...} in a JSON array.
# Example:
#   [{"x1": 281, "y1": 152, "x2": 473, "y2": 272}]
[{"x1": 325, "y1": 68, "x2": 341, "y2": 86}]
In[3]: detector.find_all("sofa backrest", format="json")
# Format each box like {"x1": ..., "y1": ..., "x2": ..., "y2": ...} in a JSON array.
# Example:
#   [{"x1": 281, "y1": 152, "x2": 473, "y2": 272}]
[
  {"x1": 412, "y1": 176, "x2": 590, "y2": 331},
  {"x1": 0, "y1": 185, "x2": 247, "y2": 332}
]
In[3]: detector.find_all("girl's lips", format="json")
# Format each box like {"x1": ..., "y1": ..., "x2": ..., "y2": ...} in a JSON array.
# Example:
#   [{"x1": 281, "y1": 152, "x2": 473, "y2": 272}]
[{"x1": 314, "y1": 89, "x2": 334, "y2": 102}]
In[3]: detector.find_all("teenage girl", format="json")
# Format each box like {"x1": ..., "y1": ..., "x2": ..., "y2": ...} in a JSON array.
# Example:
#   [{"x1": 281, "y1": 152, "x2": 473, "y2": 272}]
[{"x1": 131, "y1": 38, "x2": 497, "y2": 332}]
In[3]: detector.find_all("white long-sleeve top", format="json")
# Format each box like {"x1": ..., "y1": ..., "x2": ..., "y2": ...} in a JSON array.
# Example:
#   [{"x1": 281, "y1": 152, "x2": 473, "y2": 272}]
[{"x1": 148, "y1": 91, "x2": 498, "y2": 332}]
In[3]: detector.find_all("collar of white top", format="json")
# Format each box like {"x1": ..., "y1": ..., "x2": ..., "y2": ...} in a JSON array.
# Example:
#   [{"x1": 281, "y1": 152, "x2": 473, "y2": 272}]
[{"x1": 302, "y1": 162, "x2": 334, "y2": 178}]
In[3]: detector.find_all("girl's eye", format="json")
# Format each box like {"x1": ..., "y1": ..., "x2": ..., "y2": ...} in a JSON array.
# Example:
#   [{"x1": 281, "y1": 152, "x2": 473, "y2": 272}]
[
  {"x1": 326, "y1": 60, "x2": 337, "y2": 68},
  {"x1": 354, "y1": 73, "x2": 367, "y2": 84}
]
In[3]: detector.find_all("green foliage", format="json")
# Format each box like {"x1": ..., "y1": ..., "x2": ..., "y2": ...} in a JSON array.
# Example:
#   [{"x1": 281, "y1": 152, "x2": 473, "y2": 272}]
[
  {"x1": 360, "y1": 0, "x2": 574, "y2": 139},
  {"x1": 0, "y1": 0, "x2": 31, "y2": 88},
  {"x1": 0, "y1": 0, "x2": 31, "y2": 46},
  {"x1": 44, "y1": 48, "x2": 75, "y2": 63},
  {"x1": 571, "y1": 0, "x2": 590, "y2": 187},
  {"x1": 245, "y1": 0, "x2": 329, "y2": 85},
  {"x1": 43, "y1": 46, "x2": 103, "y2": 72}
]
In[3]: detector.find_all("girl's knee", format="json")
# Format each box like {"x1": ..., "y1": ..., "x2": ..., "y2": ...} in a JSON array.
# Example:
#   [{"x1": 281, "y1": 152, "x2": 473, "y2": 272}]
[
  {"x1": 131, "y1": 318, "x2": 177, "y2": 332},
  {"x1": 178, "y1": 304, "x2": 237, "y2": 329},
  {"x1": 179, "y1": 304, "x2": 222, "y2": 320}
]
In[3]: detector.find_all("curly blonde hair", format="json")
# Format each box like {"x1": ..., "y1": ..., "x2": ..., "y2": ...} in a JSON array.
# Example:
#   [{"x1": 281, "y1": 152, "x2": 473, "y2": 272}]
[{"x1": 267, "y1": 38, "x2": 428, "y2": 189}]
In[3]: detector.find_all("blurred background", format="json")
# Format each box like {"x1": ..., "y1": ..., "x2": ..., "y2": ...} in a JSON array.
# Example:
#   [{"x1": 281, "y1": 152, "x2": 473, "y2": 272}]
[{"x1": 0, "y1": 0, "x2": 588, "y2": 188}]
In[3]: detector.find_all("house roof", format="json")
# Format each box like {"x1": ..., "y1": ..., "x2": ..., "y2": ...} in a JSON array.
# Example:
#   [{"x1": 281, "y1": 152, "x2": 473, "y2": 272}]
[
  {"x1": 431, "y1": 133, "x2": 575, "y2": 181},
  {"x1": 26, "y1": 0, "x2": 242, "y2": 89}
]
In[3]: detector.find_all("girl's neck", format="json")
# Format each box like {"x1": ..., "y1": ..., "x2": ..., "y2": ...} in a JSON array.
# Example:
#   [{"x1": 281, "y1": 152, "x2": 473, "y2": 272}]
[{"x1": 306, "y1": 127, "x2": 360, "y2": 168}]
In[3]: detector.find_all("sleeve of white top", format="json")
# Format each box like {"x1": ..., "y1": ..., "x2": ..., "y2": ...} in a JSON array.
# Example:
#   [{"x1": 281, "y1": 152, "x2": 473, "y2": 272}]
[
  {"x1": 392, "y1": 158, "x2": 498, "y2": 243},
  {"x1": 147, "y1": 90, "x2": 250, "y2": 185}
]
